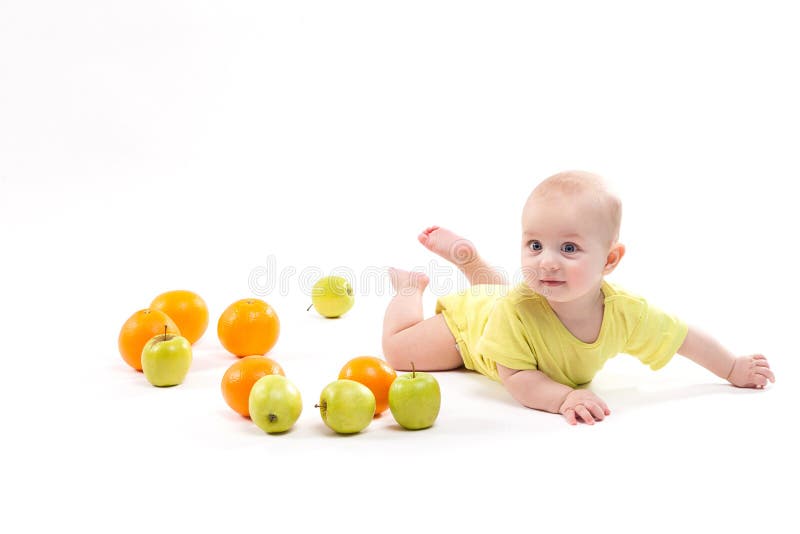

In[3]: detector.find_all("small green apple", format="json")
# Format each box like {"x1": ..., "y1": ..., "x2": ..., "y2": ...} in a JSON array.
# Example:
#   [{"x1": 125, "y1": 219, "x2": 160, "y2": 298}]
[
  {"x1": 316, "y1": 379, "x2": 375, "y2": 434},
  {"x1": 388, "y1": 362, "x2": 441, "y2": 430},
  {"x1": 141, "y1": 330, "x2": 192, "y2": 387},
  {"x1": 309, "y1": 276, "x2": 354, "y2": 318},
  {"x1": 248, "y1": 375, "x2": 303, "y2": 434}
]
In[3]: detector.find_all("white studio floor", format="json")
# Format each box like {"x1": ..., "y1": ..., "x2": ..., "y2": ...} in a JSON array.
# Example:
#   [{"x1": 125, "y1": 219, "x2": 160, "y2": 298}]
[
  {"x1": 2, "y1": 196, "x2": 796, "y2": 533},
  {"x1": 2, "y1": 2, "x2": 798, "y2": 532}
]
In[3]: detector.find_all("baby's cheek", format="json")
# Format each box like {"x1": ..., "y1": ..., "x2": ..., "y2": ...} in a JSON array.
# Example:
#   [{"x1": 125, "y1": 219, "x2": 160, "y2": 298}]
[
  {"x1": 566, "y1": 266, "x2": 598, "y2": 292},
  {"x1": 520, "y1": 261, "x2": 539, "y2": 281}
]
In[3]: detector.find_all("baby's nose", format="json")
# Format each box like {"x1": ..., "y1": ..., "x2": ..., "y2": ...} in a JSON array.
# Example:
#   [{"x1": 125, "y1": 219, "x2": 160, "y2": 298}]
[{"x1": 539, "y1": 252, "x2": 561, "y2": 270}]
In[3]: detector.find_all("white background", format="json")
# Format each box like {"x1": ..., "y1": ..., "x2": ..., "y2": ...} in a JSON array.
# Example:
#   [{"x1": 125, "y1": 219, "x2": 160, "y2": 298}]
[{"x1": 1, "y1": 1, "x2": 798, "y2": 532}]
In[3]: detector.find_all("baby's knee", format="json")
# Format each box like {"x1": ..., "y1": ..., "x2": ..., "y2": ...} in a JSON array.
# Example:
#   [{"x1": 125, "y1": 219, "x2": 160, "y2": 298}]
[{"x1": 382, "y1": 316, "x2": 463, "y2": 372}]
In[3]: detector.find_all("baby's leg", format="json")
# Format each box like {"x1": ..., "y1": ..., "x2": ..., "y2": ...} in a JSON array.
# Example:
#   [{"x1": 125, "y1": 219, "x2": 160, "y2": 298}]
[
  {"x1": 418, "y1": 226, "x2": 507, "y2": 285},
  {"x1": 382, "y1": 268, "x2": 463, "y2": 372}
]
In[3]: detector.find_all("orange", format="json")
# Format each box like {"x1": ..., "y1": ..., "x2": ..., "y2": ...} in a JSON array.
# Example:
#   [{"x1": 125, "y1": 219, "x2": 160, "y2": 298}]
[
  {"x1": 221, "y1": 355, "x2": 286, "y2": 418},
  {"x1": 150, "y1": 289, "x2": 209, "y2": 344},
  {"x1": 118, "y1": 309, "x2": 181, "y2": 371},
  {"x1": 217, "y1": 298, "x2": 280, "y2": 357},
  {"x1": 338, "y1": 356, "x2": 398, "y2": 415}
]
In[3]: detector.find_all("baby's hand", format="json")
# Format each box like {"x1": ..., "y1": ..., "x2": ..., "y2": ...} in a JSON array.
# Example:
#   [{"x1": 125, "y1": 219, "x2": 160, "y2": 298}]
[
  {"x1": 558, "y1": 389, "x2": 611, "y2": 425},
  {"x1": 727, "y1": 354, "x2": 775, "y2": 389}
]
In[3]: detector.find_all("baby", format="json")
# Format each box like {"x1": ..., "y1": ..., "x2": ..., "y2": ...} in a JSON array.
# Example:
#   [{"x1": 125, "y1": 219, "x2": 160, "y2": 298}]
[{"x1": 382, "y1": 170, "x2": 775, "y2": 425}]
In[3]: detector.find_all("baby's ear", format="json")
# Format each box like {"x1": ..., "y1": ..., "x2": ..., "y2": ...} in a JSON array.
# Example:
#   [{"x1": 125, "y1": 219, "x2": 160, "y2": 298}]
[{"x1": 603, "y1": 242, "x2": 626, "y2": 274}]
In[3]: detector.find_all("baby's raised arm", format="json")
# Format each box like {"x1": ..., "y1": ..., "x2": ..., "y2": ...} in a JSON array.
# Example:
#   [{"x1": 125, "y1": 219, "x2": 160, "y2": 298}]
[{"x1": 496, "y1": 364, "x2": 610, "y2": 425}]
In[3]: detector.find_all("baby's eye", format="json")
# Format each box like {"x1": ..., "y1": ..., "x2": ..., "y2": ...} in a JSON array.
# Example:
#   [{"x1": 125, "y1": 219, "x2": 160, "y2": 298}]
[
  {"x1": 527, "y1": 240, "x2": 542, "y2": 251},
  {"x1": 561, "y1": 242, "x2": 578, "y2": 254}
]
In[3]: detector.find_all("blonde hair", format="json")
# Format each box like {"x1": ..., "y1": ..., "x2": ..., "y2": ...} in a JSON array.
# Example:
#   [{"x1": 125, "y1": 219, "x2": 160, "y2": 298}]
[{"x1": 525, "y1": 170, "x2": 622, "y2": 245}]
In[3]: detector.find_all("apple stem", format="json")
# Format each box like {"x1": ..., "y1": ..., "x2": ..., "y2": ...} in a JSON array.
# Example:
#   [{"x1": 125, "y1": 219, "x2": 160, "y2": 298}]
[
  {"x1": 411, "y1": 361, "x2": 416, "y2": 378},
  {"x1": 163, "y1": 324, "x2": 167, "y2": 340},
  {"x1": 307, "y1": 304, "x2": 313, "y2": 312}
]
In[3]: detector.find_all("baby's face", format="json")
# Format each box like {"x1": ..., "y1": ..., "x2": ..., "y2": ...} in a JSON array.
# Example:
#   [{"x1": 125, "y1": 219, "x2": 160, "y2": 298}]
[{"x1": 520, "y1": 192, "x2": 614, "y2": 302}]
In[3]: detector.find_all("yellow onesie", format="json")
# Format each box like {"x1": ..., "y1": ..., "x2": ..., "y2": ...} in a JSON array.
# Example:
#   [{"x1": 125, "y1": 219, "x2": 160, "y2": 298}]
[{"x1": 435, "y1": 281, "x2": 688, "y2": 388}]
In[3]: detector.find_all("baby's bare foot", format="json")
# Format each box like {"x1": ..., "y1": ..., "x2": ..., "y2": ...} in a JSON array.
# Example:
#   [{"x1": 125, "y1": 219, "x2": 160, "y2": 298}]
[
  {"x1": 388, "y1": 267, "x2": 430, "y2": 294},
  {"x1": 418, "y1": 226, "x2": 478, "y2": 266}
]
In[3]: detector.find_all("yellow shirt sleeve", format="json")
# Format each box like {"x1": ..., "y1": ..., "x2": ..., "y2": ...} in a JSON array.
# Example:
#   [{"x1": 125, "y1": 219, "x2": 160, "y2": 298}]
[
  {"x1": 476, "y1": 299, "x2": 538, "y2": 372},
  {"x1": 624, "y1": 300, "x2": 689, "y2": 370}
]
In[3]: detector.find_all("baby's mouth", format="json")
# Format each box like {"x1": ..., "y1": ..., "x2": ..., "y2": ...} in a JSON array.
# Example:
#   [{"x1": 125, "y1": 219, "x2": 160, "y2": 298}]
[{"x1": 540, "y1": 280, "x2": 565, "y2": 287}]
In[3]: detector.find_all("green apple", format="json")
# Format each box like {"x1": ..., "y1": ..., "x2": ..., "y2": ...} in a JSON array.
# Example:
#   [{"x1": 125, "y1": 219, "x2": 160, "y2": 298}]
[
  {"x1": 388, "y1": 363, "x2": 441, "y2": 430},
  {"x1": 309, "y1": 275, "x2": 354, "y2": 318},
  {"x1": 248, "y1": 375, "x2": 303, "y2": 434},
  {"x1": 315, "y1": 379, "x2": 375, "y2": 434},
  {"x1": 141, "y1": 331, "x2": 192, "y2": 387}
]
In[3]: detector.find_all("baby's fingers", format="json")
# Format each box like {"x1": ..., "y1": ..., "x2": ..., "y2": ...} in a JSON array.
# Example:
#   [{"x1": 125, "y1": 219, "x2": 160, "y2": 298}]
[
  {"x1": 563, "y1": 403, "x2": 608, "y2": 425},
  {"x1": 752, "y1": 374, "x2": 767, "y2": 388},
  {"x1": 753, "y1": 367, "x2": 776, "y2": 386},
  {"x1": 575, "y1": 405, "x2": 595, "y2": 425},
  {"x1": 753, "y1": 358, "x2": 773, "y2": 373},
  {"x1": 586, "y1": 402, "x2": 607, "y2": 422},
  {"x1": 563, "y1": 408, "x2": 578, "y2": 425}
]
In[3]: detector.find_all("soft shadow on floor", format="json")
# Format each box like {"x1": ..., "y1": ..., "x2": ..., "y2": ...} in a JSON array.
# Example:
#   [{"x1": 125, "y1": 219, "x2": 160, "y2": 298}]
[
  {"x1": 596, "y1": 382, "x2": 757, "y2": 413},
  {"x1": 444, "y1": 369, "x2": 520, "y2": 407},
  {"x1": 448, "y1": 369, "x2": 769, "y2": 414}
]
